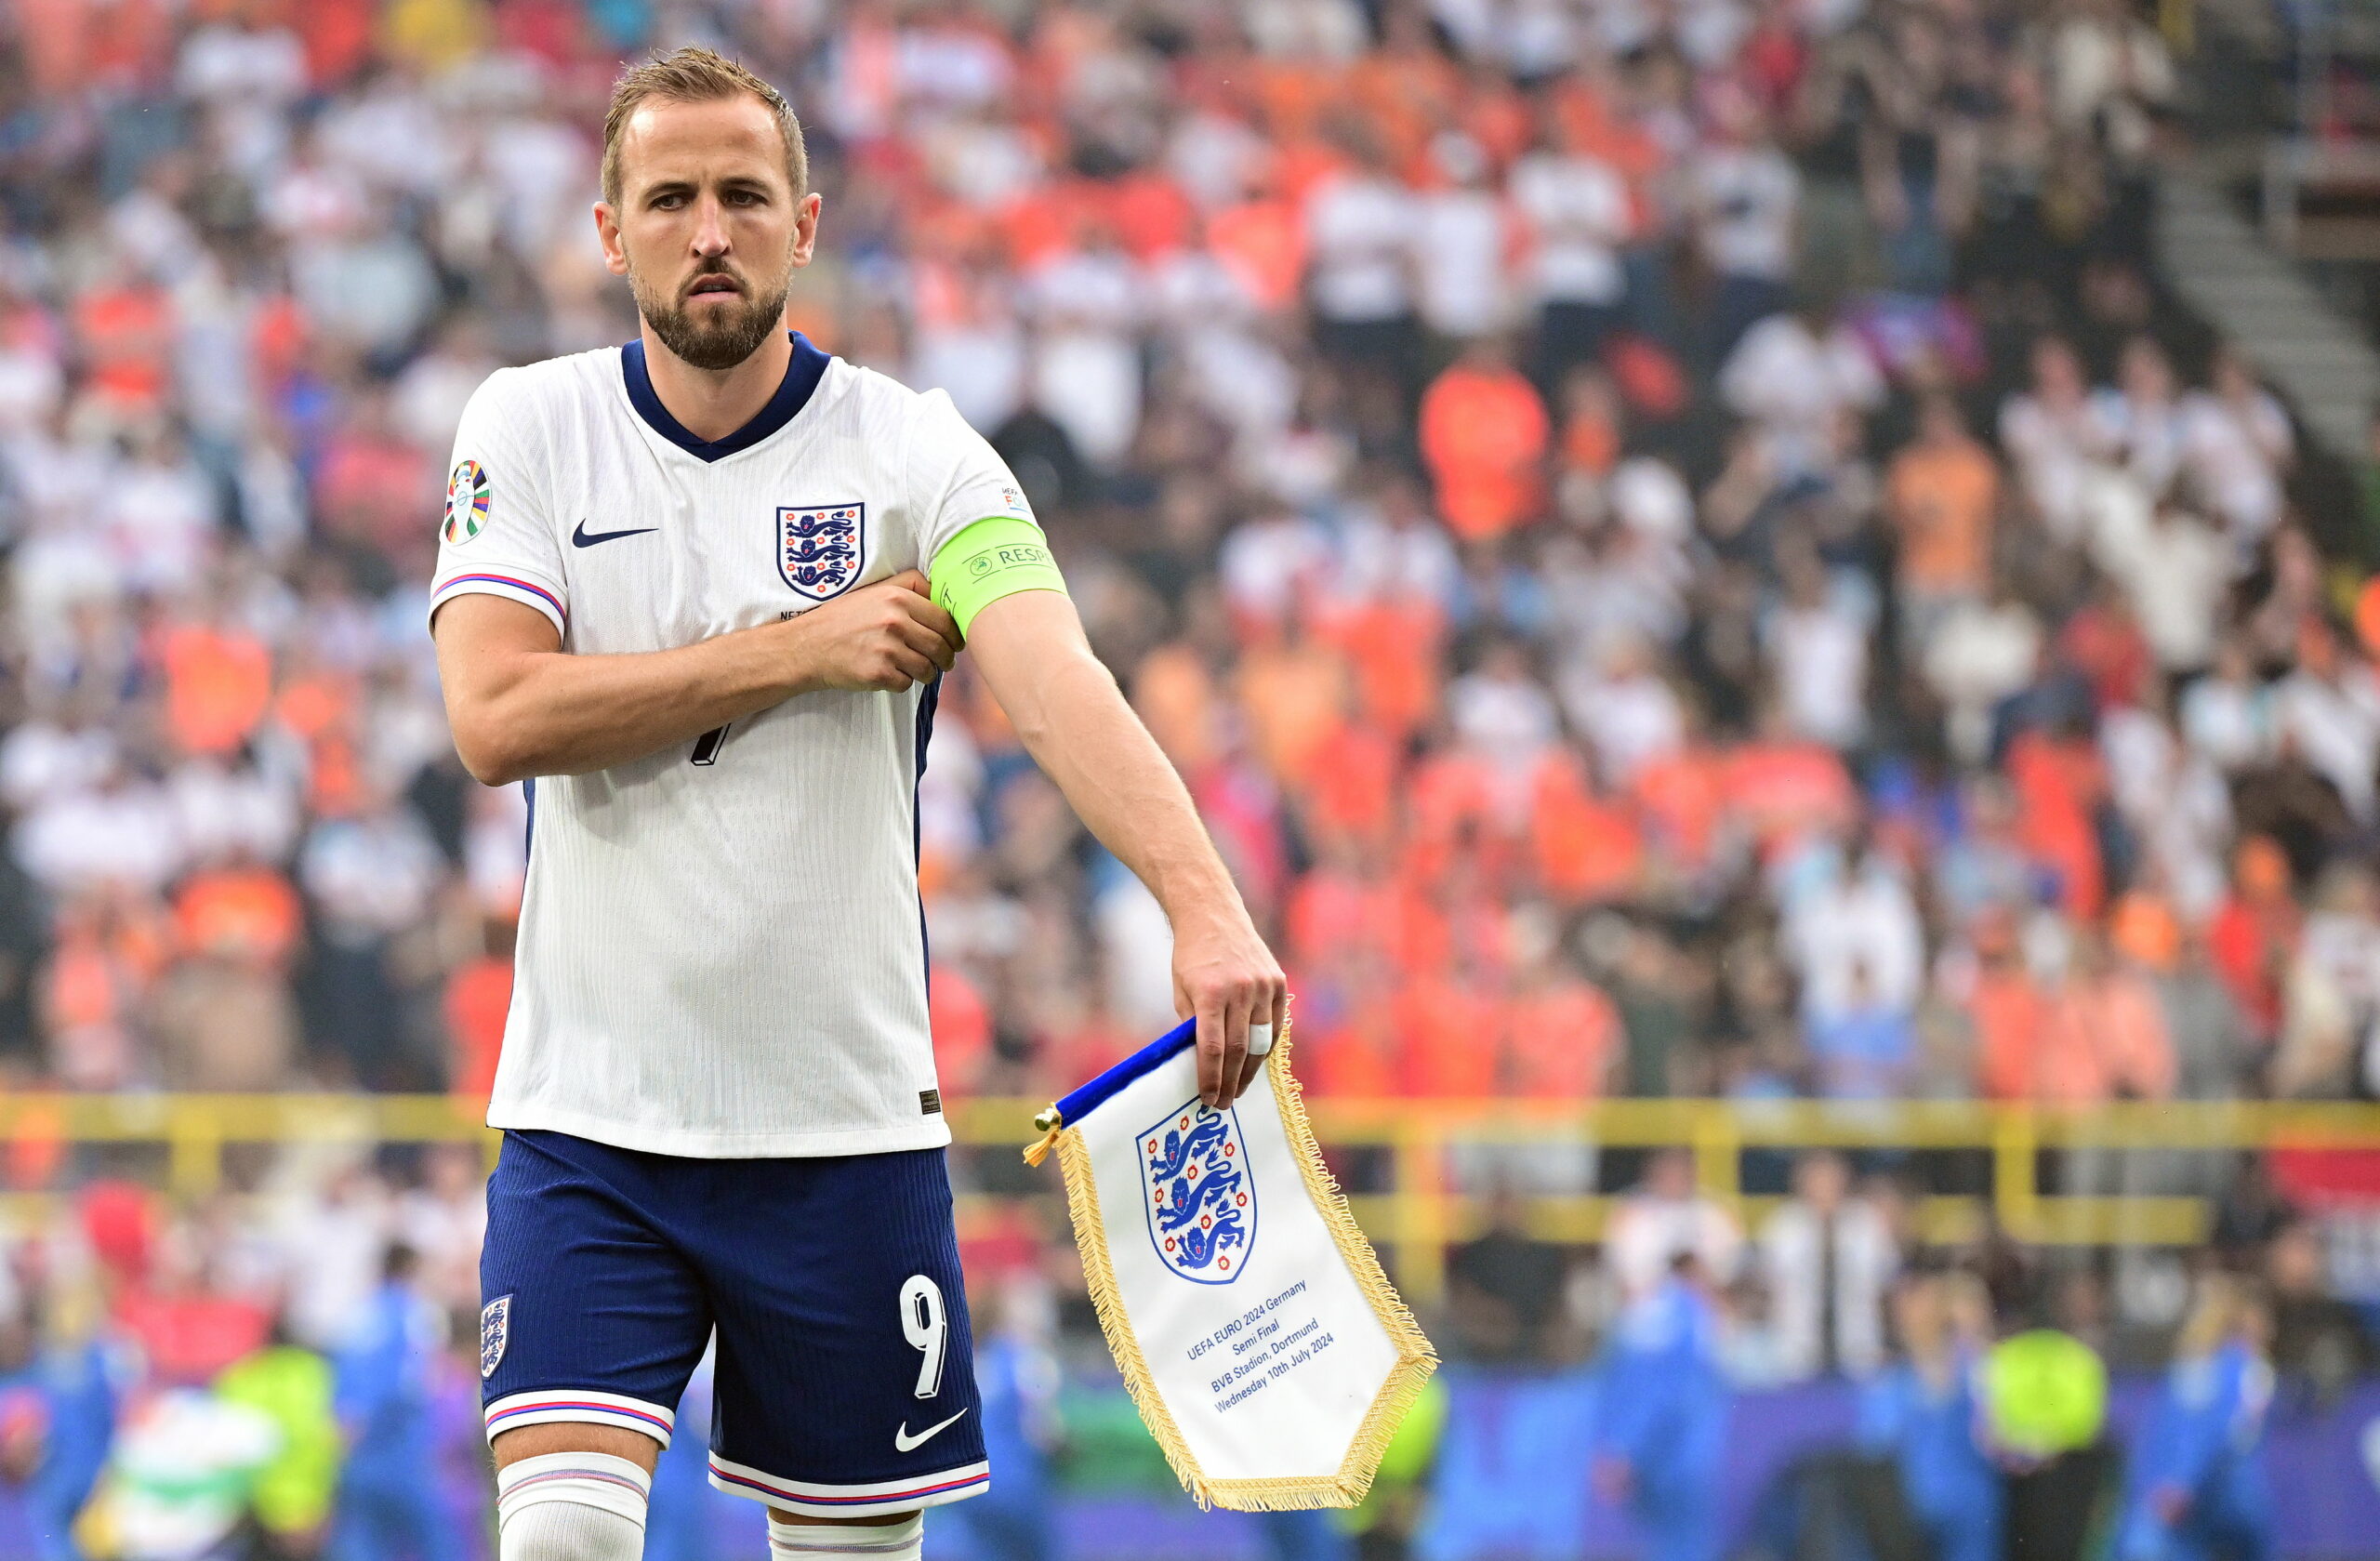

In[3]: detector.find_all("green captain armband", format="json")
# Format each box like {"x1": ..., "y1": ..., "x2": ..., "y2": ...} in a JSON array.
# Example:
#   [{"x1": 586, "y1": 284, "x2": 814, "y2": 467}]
[{"x1": 929, "y1": 516, "x2": 1068, "y2": 636}]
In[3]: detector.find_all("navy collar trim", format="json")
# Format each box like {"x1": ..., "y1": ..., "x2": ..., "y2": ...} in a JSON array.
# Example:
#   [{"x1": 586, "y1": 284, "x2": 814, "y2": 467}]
[{"x1": 620, "y1": 331, "x2": 831, "y2": 461}]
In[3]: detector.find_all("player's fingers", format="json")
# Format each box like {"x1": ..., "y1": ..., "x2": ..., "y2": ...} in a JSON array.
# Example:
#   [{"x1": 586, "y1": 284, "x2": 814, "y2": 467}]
[
  {"x1": 894, "y1": 615, "x2": 958, "y2": 671},
  {"x1": 917, "y1": 619, "x2": 959, "y2": 671},
  {"x1": 1194, "y1": 985, "x2": 1229, "y2": 1109},
  {"x1": 901, "y1": 590, "x2": 963, "y2": 653},
  {"x1": 886, "y1": 644, "x2": 937, "y2": 687},
  {"x1": 884, "y1": 569, "x2": 932, "y2": 597},
  {"x1": 1212, "y1": 986, "x2": 1252, "y2": 1109},
  {"x1": 1236, "y1": 979, "x2": 1287, "y2": 1098}
]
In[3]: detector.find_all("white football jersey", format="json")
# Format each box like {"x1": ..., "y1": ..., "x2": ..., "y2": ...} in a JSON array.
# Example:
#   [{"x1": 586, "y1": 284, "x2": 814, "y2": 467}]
[{"x1": 429, "y1": 334, "x2": 1038, "y2": 1158}]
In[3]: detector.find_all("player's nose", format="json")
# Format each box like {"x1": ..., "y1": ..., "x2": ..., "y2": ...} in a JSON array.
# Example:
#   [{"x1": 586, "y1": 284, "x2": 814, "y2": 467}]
[{"x1": 689, "y1": 194, "x2": 732, "y2": 257}]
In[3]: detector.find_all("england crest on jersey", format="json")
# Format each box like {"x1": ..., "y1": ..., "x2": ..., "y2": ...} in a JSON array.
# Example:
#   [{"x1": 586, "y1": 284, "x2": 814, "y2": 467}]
[
  {"x1": 480, "y1": 1294, "x2": 511, "y2": 1379},
  {"x1": 777, "y1": 502, "x2": 866, "y2": 602},
  {"x1": 1139, "y1": 1099, "x2": 1254, "y2": 1284}
]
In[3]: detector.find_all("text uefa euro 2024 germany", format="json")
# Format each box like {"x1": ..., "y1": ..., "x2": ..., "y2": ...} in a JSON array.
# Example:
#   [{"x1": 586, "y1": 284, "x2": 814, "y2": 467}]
[{"x1": 1187, "y1": 1279, "x2": 1338, "y2": 1413}]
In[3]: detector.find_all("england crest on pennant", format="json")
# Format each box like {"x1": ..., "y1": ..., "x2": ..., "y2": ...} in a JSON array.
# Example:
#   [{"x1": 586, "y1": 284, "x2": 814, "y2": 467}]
[
  {"x1": 1139, "y1": 1099, "x2": 1255, "y2": 1285},
  {"x1": 776, "y1": 503, "x2": 866, "y2": 602},
  {"x1": 480, "y1": 1294, "x2": 511, "y2": 1380}
]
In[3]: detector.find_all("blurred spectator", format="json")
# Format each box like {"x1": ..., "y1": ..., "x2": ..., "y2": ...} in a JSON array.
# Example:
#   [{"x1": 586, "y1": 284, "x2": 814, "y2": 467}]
[
  {"x1": 397, "y1": 1145, "x2": 487, "y2": 1319},
  {"x1": 1886, "y1": 396, "x2": 1998, "y2": 652},
  {"x1": 270, "y1": 1157, "x2": 390, "y2": 1354},
  {"x1": 1759, "y1": 1153, "x2": 1901, "y2": 1380},
  {"x1": 0, "y1": 1291, "x2": 115, "y2": 1561},
  {"x1": 214, "y1": 1329, "x2": 339, "y2": 1559},
  {"x1": 2273, "y1": 865, "x2": 2380, "y2": 1098},
  {"x1": 2115, "y1": 1277, "x2": 2275, "y2": 1561},
  {"x1": 1606, "y1": 1149, "x2": 1746, "y2": 1300},
  {"x1": 330, "y1": 1244, "x2": 455, "y2": 1561},
  {"x1": 1856, "y1": 1274, "x2": 2002, "y2": 1561},
  {"x1": 1691, "y1": 89, "x2": 1800, "y2": 366},
  {"x1": 1592, "y1": 1256, "x2": 1732, "y2": 1561},
  {"x1": 1512, "y1": 105, "x2": 1633, "y2": 394},
  {"x1": 1306, "y1": 136, "x2": 1421, "y2": 399},
  {"x1": 2265, "y1": 1219, "x2": 2372, "y2": 1403},
  {"x1": 1445, "y1": 1189, "x2": 1580, "y2": 1365},
  {"x1": 1418, "y1": 337, "x2": 1548, "y2": 542}
]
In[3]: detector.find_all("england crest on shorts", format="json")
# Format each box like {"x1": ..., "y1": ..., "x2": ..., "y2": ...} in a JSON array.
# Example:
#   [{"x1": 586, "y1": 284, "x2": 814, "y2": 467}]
[
  {"x1": 480, "y1": 1294, "x2": 511, "y2": 1379},
  {"x1": 1139, "y1": 1099, "x2": 1254, "y2": 1285},
  {"x1": 777, "y1": 503, "x2": 866, "y2": 602}
]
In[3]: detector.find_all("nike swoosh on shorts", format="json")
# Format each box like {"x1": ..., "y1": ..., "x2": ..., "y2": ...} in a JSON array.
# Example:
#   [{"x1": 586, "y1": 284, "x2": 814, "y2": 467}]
[
  {"x1": 573, "y1": 521, "x2": 658, "y2": 547},
  {"x1": 892, "y1": 1409, "x2": 968, "y2": 1452}
]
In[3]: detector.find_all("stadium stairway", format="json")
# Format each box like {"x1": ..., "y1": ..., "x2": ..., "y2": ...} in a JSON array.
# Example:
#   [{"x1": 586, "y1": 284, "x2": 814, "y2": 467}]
[{"x1": 2158, "y1": 165, "x2": 2380, "y2": 459}]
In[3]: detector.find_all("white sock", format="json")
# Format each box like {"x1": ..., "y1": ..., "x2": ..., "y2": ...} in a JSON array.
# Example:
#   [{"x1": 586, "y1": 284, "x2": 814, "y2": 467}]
[
  {"x1": 497, "y1": 1451, "x2": 650, "y2": 1561},
  {"x1": 767, "y1": 1512, "x2": 924, "y2": 1561}
]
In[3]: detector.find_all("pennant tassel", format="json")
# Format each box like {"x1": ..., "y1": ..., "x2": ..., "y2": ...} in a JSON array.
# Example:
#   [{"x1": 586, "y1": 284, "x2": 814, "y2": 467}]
[{"x1": 1021, "y1": 1112, "x2": 1063, "y2": 1169}]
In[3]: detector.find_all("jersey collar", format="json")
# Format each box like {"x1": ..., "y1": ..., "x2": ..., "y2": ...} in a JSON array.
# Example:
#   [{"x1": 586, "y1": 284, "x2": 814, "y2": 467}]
[{"x1": 620, "y1": 330, "x2": 831, "y2": 462}]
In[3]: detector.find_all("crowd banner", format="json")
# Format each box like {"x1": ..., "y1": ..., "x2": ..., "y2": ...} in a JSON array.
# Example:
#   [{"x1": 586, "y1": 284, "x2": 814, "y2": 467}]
[{"x1": 1024, "y1": 1015, "x2": 1436, "y2": 1510}]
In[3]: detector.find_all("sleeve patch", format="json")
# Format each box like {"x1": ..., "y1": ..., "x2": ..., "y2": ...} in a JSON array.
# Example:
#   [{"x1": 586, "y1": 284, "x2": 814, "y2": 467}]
[{"x1": 443, "y1": 459, "x2": 493, "y2": 546}]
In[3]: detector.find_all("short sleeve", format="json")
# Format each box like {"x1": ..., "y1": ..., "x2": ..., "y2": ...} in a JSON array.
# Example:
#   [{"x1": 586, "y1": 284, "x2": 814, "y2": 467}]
[
  {"x1": 427, "y1": 369, "x2": 570, "y2": 640},
  {"x1": 906, "y1": 387, "x2": 1040, "y2": 566}
]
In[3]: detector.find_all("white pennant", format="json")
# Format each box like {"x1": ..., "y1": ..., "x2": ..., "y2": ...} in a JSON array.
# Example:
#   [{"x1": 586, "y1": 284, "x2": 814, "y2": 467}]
[{"x1": 1025, "y1": 1016, "x2": 1436, "y2": 1509}]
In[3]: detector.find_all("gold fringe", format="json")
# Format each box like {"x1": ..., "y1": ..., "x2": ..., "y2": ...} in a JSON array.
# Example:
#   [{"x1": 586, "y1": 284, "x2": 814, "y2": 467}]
[
  {"x1": 1051, "y1": 1110, "x2": 1211, "y2": 1501},
  {"x1": 1038, "y1": 1015, "x2": 1439, "y2": 1512}
]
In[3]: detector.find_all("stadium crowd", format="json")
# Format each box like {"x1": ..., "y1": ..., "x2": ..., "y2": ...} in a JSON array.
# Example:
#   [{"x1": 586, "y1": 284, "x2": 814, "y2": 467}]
[
  {"x1": 0, "y1": 0, "x2": 2336, "y2": 1106},
  {"x1": 0, "y1": 0, "x2": 2372, "y2": 1554},
  {"x1": 0, "y1": 0, "x2": 2355, "y2": 1120}
]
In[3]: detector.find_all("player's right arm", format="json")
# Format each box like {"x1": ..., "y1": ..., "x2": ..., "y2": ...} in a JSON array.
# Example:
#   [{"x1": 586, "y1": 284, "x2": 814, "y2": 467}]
[
  {"x1": 430, "y1": 369, "x2": 958, "y2": 786},
  {"x1": 433, "y1": 575, "x2": 958, "y2": 787}
]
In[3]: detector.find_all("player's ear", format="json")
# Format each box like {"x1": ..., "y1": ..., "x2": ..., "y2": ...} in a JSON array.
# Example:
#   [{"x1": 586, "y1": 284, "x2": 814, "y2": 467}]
[
  {"x1": 593, "y1": 202, "x2": 629, "y2": 277},
  {"x1": 789, "y1": 192, "x2": 822, "y2": 270}
]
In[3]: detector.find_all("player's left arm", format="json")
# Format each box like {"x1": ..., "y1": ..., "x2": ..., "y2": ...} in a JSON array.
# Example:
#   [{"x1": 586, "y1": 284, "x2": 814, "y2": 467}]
[{"x1": 961, "y1": 585, "x2": 1284, "y2": 1107}]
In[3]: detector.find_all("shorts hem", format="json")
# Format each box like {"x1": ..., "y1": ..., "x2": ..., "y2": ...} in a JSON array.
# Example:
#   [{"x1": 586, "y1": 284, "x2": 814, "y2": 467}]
[
  {"x1": 705, "y1": 1452, "x2": 989, "y2": 1516},
  {"x1": 484, "y1": 1390, "x2": 677, "y2": 1449}
]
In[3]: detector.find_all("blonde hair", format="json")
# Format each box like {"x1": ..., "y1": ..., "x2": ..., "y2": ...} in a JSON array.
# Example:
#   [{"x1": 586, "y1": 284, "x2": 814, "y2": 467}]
[{"x1": 601, "y1": 46, "x2": 808, "y2": 208}]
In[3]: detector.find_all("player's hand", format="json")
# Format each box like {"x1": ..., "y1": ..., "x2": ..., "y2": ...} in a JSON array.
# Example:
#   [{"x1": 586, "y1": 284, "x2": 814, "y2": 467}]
[
  {"x1": 1170, "y1": 900, "x2": 1287, "y2": 1109},
  {"x1": 785, "y1": 570, "x2": 961, "y2": 693}
]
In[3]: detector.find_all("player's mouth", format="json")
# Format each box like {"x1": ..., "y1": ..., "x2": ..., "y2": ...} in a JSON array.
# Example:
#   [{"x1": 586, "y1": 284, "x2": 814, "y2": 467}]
[{"x1": 684, "y1": 272, "x2": 744, "y2": 304}]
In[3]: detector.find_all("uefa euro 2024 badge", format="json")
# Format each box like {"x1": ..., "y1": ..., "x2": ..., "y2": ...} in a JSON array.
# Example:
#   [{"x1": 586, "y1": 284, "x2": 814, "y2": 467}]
[
  {"x1": 776, "y1": 503, "x2": 866, "y2": 601},
  {"x1": 1140, "y1": 1099, "x2": 1256, "y2": 1284},
  {"x1": 443, "y1": 460, "x2": 491, "y2": 546},
  {"x1": 480, "y1": 1293, "x2": 511, "y2": 1380}
]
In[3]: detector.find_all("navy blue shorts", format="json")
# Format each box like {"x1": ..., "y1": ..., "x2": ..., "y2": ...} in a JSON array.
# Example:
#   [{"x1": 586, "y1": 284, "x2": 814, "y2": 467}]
[{"x1": 478, "y1": 1130, "x2": 986, "y2": 1516}]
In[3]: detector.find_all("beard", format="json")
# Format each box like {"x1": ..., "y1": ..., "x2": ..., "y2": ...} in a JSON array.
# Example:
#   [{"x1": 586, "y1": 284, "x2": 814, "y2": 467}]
[{"x1": 628, "y1": 257, "x2": 793, "y2": 372}]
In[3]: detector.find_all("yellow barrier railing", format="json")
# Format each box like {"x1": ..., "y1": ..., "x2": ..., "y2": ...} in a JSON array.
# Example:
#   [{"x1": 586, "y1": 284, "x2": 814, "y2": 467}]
[{"x1": 5, "y1": 1093, "x2": 2379, "y2": 1303}]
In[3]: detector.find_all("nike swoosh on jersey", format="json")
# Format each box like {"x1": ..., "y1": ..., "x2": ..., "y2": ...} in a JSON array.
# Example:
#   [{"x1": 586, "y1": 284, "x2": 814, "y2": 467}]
[
  {"x1": 573, "y1": 521, "x2": 659, "y2": 547},
  {"x1": 892, "y1": 1409, "x2": 968, "y2": 1452}
]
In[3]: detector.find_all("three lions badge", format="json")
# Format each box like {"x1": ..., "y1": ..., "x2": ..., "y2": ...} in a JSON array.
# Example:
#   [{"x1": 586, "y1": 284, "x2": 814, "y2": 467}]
[
  {"x1": 1140, "y1": 1099, "x2": 1254, "y2": 1283},
  {"x1": 777, "y1": 503, "x2": 866, "y2": 601},
  {"x1": 480, "y1": 1294, "x2": 511, "y2": 1380}
]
